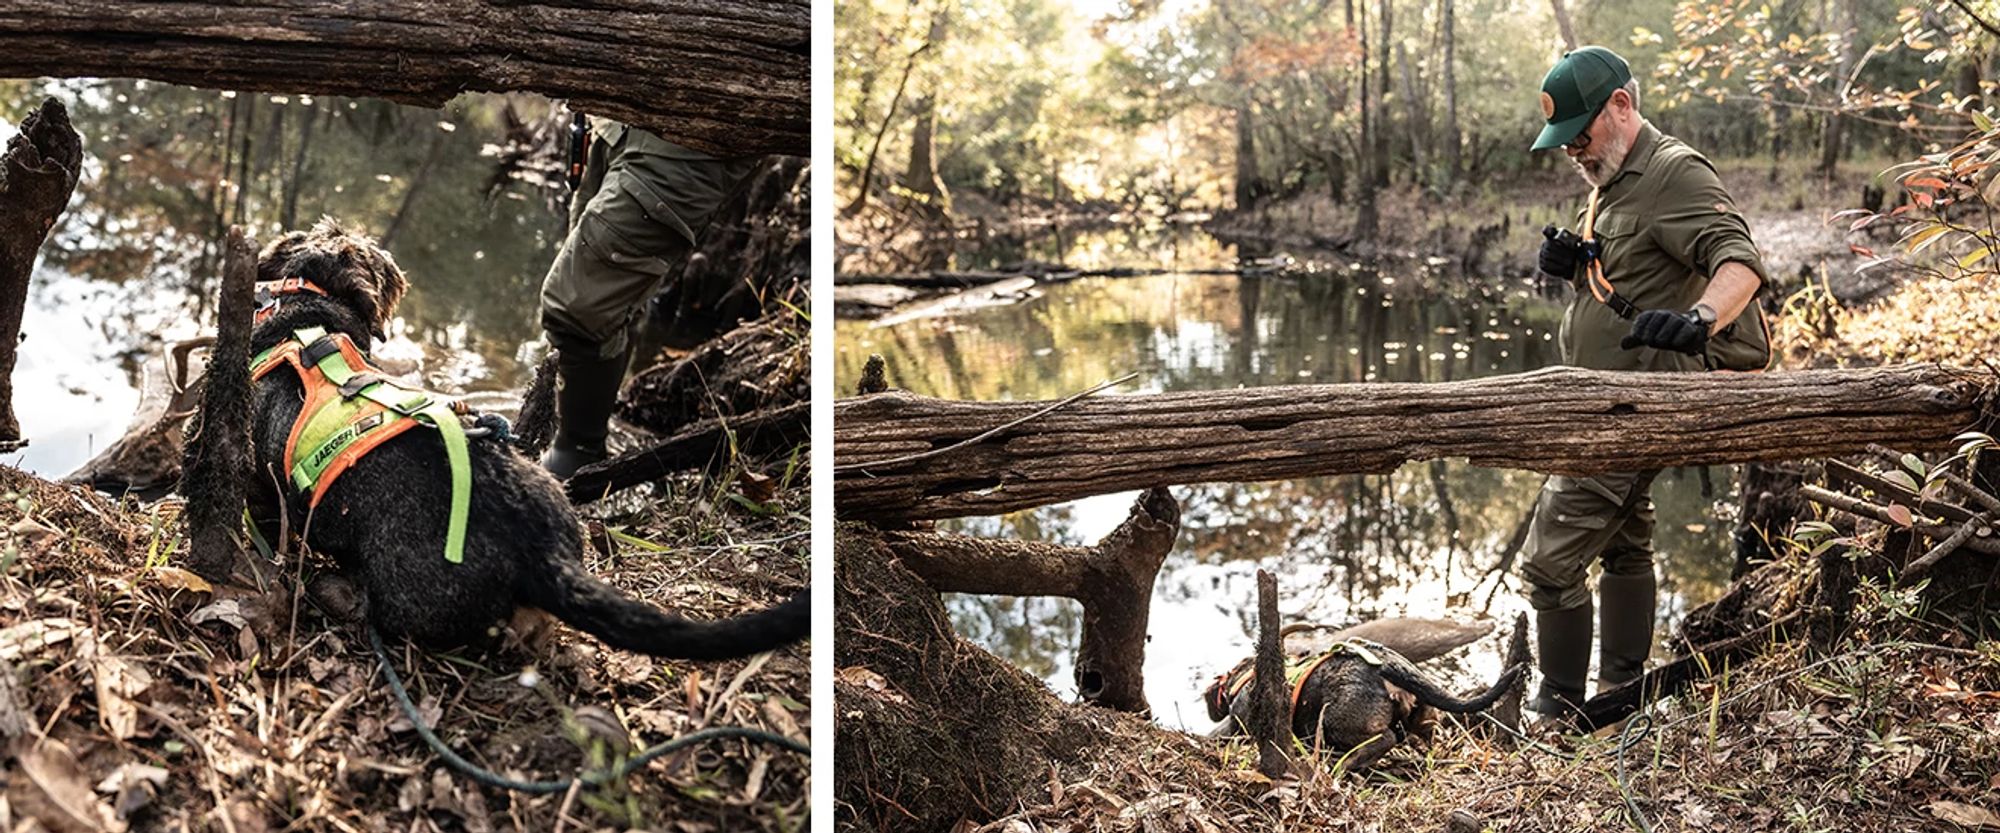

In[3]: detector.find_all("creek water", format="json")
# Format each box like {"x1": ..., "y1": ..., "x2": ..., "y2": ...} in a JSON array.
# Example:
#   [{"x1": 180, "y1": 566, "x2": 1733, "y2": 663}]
[
  {"x1": 1, "y1": 79, "x2": 563, "y2": 481},
  {"x1": 834, "y1": 223, "x2": 1739, "y2": 731}
]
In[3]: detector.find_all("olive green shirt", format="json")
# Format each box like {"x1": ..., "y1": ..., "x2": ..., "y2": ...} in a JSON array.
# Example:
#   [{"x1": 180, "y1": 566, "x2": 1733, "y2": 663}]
[{"x1": 1561, "y1": 121, "x2": 1769, "y2": 371}]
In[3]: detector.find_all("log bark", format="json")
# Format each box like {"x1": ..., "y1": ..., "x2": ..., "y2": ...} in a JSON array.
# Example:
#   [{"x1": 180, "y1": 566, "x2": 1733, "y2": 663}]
[
  {"x1": 0, "y1": 98, "x2": 82, "y2": 450},
  {"x1": 0, "y1": 0, "x2": 806, "y2": 157},
  {"x1": 880, "y1": 486, "x2": 1180, "y2": 713},
  {"x1": 835, "y1": 365, "x2": 1995, "y2": 522},
  {"x1": 563, "y1": 400, "x2": 809, "y2": 505}
]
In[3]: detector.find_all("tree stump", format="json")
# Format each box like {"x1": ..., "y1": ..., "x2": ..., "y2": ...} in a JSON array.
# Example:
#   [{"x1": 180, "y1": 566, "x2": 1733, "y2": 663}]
[{"x1": 0, "y1": 97, "x2": 82, "y2": 450}]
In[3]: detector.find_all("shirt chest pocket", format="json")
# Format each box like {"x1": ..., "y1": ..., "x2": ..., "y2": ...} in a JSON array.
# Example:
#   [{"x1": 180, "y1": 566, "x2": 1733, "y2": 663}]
[{"x1": 1591, "y1": 211, "x2": 1642, "y2": 267}]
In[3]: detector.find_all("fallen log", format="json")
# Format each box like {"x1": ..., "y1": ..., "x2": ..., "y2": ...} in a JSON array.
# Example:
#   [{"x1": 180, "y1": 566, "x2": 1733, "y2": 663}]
[
  {"x1": 0, "y1": 0, "x2": 806, "y2": 157},
  {"x1": 879, "y1": 487, "x2": 1179, "y2": 713},
  {"x1": 563, "y1": 400, "x2": 809, "y2": 504},
  {"x1": 835, "y1": 364, "x2": 1994, "y2": 522},
  {"x1": 0, "y1": 98, "x2": 82, "y2": 450}
]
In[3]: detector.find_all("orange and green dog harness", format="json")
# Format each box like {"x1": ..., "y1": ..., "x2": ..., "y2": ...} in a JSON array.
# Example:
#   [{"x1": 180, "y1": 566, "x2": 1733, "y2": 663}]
[
  {"x1": 251, "y1": 283, "x2": 473, "y2": 564},
  {"x1": 1210, "y1": 639, "x2": 1386, "y2": 716}
]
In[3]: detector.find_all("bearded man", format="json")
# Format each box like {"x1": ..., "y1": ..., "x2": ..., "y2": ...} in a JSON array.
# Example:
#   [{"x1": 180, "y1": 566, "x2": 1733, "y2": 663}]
[{"x1": 1524, "y1": 45, "x2": 1773, "y2": 718}]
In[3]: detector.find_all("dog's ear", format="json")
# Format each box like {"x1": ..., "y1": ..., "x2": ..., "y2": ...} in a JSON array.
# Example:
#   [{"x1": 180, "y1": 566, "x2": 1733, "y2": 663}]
[
  {"x1": 256, "y1": 231, "x2": 310, "y2": 284},
  {"x1": 355, "y1": 244, "x2": 409, "y2": 341},
  {"x1": 287, "y1": 217, "x2": 410, "y2": 341}
]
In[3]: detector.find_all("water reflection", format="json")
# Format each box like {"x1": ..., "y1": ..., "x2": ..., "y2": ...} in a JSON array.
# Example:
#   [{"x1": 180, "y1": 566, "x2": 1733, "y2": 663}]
[
  {"x1": 1, "y1": 78, "x2": 563, "y2": 478},
  {"x1": 835, "y1": 229, "x2": 1738, "y2": 730}
]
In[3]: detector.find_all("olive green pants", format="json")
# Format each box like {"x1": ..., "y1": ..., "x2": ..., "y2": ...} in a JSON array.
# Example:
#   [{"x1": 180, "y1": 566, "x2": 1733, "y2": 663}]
[
  {"x1": 1520, "y1": 470, "x2": 1660, "y2": 612},
  {"x1": 539, "y1": 121, "x2": 758, "y2": 360}
]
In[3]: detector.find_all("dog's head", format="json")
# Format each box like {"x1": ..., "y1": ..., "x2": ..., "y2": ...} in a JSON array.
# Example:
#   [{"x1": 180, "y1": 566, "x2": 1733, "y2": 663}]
[{"x1": 256, "y1": 217, "x2": 409, "y2": 340}]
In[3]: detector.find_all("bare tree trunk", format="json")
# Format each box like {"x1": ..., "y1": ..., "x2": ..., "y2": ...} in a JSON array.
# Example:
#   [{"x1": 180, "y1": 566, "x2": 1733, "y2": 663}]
[
  {"x1": 1373, "y1": 0, "x2": 1393, "y2": 188},
  {"x1": 1819, "y1": 0, "x2": 1857, "y2": 178},
  {"x1": 1396, "y1": 42, "x2": 1429, "y2": 185},
  {"x1": 1235, "y1": 104, "x2": 1260, "y2": 210},
  {"x1": 1355, "y1": 0, "x2": 1379, "y2": 238},
  {"x1": 902, "y1": 97, "x2": 950, "y2": 222},
  {"x1": 0, "y1": 98, "x2": 82, "y2": 450},
  {"x1": 1441, "y1": 0, "x2": 1461, "y2": 186},
  {"x1": 1548, "y1": 0, "x2": 1579, "y2": 50},
  {"x1": 880, "y1": 488, "x2": 1180, "y2": 713},
  {"x1": 281, "y1": 100, "x2": 319, "y2": 230},
  {"x1": 0, "y1": 0, "x2": 808, "y2": 156},
  {"x1": 901, "y1": 9, "x2": 951, "y2": 223},
  {"x1": 379, "y1": 130, "x2": 446, "y2": 249},
  {"x1": 847, "y1": 35, "x2": 932, "y2": 215},
  {"x1": 834, "y1": 365, "x2": 1994, "y2": 522}
]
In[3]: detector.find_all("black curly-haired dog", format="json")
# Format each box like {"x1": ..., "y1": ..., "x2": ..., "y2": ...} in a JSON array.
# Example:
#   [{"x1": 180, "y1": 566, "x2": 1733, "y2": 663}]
[
  {"x1": 235, "y1": 218, "x2": 807, "y2": 659},
  {"x1": 1204, "y1": 639, "x2": 1524, "y2": 770}
]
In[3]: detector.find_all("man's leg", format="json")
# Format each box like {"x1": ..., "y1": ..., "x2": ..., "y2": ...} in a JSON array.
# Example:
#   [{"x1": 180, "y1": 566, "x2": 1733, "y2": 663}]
[
  {"x1": 537, "y1": 128, "x2": 757, "y2": 477},
  {"x1": 1520, "y1": 470, "x2": 1656, "y2": 716},
  {"x1": 1597, "y1": 479, "x2": 1660, "y2": 689}
]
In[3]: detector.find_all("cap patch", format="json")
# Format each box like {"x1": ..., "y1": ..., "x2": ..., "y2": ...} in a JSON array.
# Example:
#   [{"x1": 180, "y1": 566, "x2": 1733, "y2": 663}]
[{"x1": 1539, "y1": 91, "x2": 1556, "y2": 120}]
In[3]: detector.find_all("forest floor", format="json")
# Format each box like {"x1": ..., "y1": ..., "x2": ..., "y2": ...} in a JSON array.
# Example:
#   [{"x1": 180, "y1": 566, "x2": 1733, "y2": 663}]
[{"x1": 0, "y1": 453, "x2": 811, "y2": 831}]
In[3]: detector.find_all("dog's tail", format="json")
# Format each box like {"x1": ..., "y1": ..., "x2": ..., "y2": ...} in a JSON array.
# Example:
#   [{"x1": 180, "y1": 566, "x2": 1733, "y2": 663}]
[
  {"x1": 531, "y1": 558, "x2": 809, "y2": 660},
  {"x1": 1380, "y1": 660, "x2": 1528, "y2": 714}
]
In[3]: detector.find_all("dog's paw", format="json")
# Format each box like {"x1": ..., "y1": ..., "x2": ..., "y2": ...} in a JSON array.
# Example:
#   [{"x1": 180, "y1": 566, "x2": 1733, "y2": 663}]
[{"x1": 306, "y1": 574, "x2": 364, "y2": 622}]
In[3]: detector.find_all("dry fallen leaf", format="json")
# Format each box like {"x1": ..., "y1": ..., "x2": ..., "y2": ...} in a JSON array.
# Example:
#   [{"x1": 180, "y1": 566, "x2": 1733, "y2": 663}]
[
  {"x1": 836, "y1": 666, "x2": 907, "y2": 705},
  {"x1": 81, "y1": 645, "x2": 153, "y2": 741},
  {"x1": 188, "y1": 599, "x2": 249, "y2": 630},
  {"x1": 0, "y1": 618, "x2": 82, "y2": 662},
  {"x1": 8, "y1": 739, "x2": 127, "y2": 833},
  {"x1": 148, "y1": 567, "x2": 212, "y2": 594},
  {"x1": 93, "y1": 763, "x2": 167, "y2": 822},
  {"x1": 1931, "y1": 801, "x2": 2000, "y2": 829},
  {"x1": 737, "y1": 470, "x2": 777, "y2": 503},
  {"x1": 8, "y1": 517, "x2": 62, "y2": 545},
  {"x1": 385, "y1": 695, "x2": 443, "y2": 735}
]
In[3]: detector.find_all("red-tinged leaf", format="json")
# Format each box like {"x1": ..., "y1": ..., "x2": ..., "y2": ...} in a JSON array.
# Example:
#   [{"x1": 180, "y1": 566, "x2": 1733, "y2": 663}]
[
  {"x1": 1850, "y1": 244, "x2": 1876, "y2": 257},
  {"x1": 1908, "y1": 176, "x2": 1950, "y2": 190},
  {"x1": 1891, "y1": 204, "x2": 1916, "y2": 216},
  {"x1": 1886, "y1": 503, "x2": 1914, "y2": 528},
  {"x1": 1850, "y1": 215, "x2": 1876, "y2": 232}
]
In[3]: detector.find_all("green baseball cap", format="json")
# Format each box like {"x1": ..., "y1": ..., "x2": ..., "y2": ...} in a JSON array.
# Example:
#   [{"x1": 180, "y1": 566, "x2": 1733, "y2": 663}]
[{"x1": 1530, "y1": 45, "x2": 1632, "y2": 151}]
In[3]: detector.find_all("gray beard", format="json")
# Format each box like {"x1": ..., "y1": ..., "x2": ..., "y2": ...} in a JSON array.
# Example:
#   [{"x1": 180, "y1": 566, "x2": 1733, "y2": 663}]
[{"x1": 1571, "y1": 131, "x2": 1633, "y2": 189}]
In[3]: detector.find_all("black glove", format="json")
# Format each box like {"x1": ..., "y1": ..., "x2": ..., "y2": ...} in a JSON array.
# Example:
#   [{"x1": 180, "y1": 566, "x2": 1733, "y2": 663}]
[
  {"x1": 1539, "y1": 225, "x2": 1586, "y2": 280},
  {"x1": 1620, "y1": 309, "x2": 1709, "y2": 356}
]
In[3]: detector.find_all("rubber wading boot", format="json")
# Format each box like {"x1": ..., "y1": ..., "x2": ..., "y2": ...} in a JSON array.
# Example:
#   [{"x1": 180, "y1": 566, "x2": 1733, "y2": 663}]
[
  {"x1": 1597, "y1": 571, "x2": 1657, "y2": 690},
  {"x1": 542, "y1": 349, "x2": 628, "y2": 479},
  {"x1": 1529, "y1": 603, "x2": 1594, "y2": 719}
]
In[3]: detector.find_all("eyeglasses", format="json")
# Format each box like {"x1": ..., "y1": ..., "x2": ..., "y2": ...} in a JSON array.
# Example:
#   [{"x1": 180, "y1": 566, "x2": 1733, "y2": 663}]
[{"x1": 1563, "y1": 102, "x2": 1609, "y2": 151}]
